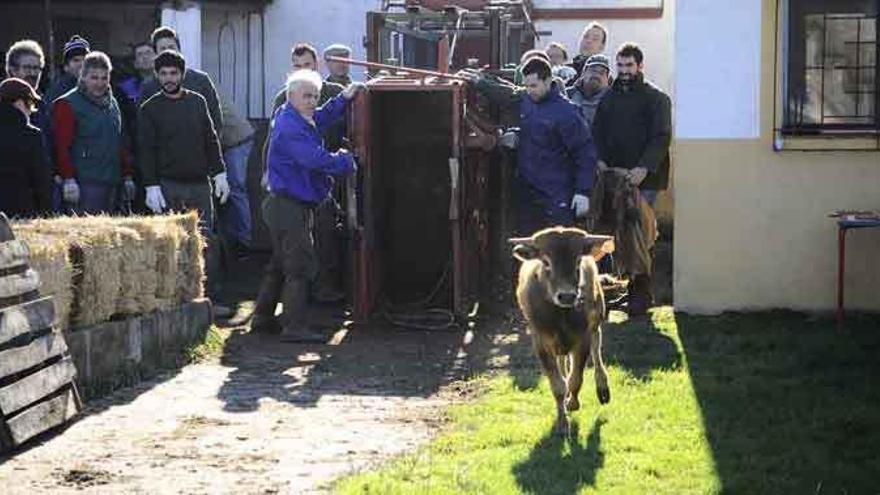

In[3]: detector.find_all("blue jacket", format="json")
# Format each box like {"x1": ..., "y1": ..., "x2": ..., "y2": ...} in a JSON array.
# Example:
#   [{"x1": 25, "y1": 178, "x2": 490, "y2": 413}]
[
  {"x1": 266, "y1": 93, "x2": 354, "y2": 204},
  {"x1": 517, "y1": 82, "x2": 597, "y2": 207}
]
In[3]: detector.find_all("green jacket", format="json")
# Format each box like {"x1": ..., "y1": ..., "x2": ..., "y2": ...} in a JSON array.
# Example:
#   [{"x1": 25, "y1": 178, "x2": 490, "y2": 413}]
[{"x1": 60, "y1": 88, "x2": 124, "y2": 184}]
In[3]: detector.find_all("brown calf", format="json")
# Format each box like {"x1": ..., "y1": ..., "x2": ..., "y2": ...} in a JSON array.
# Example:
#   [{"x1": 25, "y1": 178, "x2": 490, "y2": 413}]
[{"x1": 510, "y1": 227, "x2": 614, "y2": 435}]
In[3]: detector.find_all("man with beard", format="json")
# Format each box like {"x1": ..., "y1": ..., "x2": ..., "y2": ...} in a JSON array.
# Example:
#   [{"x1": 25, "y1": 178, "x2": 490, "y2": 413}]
[
  {"x1": 138, "y1": 50, "x2": 232, "y2": 318},
  {"x1": 566, "y1": 54, "x2": 611, "y2": 130},
  {"x1": 591, "y1": 42, "x2": 671, "y2": 316},
  {"x1": 140, "y1": 27, "x2": 222, "y2": 135},
  {"x1": 52, "y1": 51, "x2": 134, "y2": 214},
  {"x1": 462, "y1": 57, "x2": 596, "y2": 235}
]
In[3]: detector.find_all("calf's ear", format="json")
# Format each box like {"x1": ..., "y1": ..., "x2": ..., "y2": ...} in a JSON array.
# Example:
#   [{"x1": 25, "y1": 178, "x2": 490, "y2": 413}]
[
  {"x1": 581, "y1": 235, "x2": 615, "y2": 261},
  {"x1": 510, "y1": 240, "x2": 538, "y2": 262}
]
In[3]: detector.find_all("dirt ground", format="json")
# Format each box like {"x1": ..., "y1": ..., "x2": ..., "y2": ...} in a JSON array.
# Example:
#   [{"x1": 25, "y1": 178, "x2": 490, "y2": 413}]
[
  {"x1": 0, "y1": 253, "x2": 530, "y2": 495},
  {"x1": 0, "y1": 238, "x2": 671, "y2": 494}
]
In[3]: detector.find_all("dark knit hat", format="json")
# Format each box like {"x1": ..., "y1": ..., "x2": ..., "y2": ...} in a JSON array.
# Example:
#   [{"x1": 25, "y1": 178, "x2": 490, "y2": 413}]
[{"x1": 63, "y1": 35, "x2": 91, "y2": 64}]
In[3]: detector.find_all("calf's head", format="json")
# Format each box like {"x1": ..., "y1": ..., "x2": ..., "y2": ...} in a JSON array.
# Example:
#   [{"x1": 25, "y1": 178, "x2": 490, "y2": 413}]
[{"x1": 510, "y1": 227, "x2": 614, "y2": 308}]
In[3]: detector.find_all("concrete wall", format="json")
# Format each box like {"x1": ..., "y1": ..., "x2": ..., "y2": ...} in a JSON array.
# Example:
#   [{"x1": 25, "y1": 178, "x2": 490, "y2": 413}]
[
  {"x1": 673, "y1": 0, "x2": 880, "y2": 313},
  {"x1": 66, "y1": 300, "x2": 211, "y2": 400}
]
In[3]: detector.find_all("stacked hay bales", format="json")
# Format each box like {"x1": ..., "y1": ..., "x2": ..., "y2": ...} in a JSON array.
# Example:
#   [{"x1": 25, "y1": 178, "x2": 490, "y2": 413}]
[
  {"x1": 10, "y1": 232, "x2": 74, "y2": 329},
  {"x1": 11, "y1": 212, "x2": 203, "y2": 330}
]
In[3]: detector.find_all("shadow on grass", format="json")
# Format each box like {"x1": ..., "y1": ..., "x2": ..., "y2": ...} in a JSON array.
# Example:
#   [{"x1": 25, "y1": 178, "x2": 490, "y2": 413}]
[
  {"x1": 513, "y1": 417, "x2": 605, "y2": 495},
  {"x1": 603, "y1": 314, "x2": 681, "y2": 381},
  {"x1": 677, "y1": 311, "x2": 880, "y2": 494},
  {"x1": 506, "y1": 312, "x2": 681, "y2": 392}
]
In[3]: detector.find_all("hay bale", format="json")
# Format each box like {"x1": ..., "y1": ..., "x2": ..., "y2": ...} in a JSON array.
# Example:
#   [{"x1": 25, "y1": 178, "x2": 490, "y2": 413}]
[
  {"x1": 11, "y1": 229, "x2": 74, "y2": 330},
  {"x1": 11, "y1": 212, "x2": 206, "y2": 328},
  {"x1": 174, "y1": 212, "x2": 205, "y2": 302}
]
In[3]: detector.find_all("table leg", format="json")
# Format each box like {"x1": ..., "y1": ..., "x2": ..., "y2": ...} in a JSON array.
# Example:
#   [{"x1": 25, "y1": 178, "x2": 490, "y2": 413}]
[{"x1": 836, "y1": 227, "x2": 846, "y2": 327}]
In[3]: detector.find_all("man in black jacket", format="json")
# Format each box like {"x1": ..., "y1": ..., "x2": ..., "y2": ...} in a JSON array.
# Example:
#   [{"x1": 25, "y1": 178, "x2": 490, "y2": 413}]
[
  {"x1": 591, "y1": 43, "x2": 672, "y2": 315},
  {"x1": 0, "y1": 78, "x2": 51, "y2": 218}
]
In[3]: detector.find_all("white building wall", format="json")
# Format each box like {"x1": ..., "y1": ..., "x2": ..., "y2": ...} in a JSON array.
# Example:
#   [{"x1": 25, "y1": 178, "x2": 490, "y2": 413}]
[
  {"x1": 532, "y1": 4, "x2": 676, "y2": 95},
  {"x1": 262, "y1": 0, "x2": 382, "y2": 115},
  {"x1": 161, "y1": 4, "x2": 202, "y2": 70}
]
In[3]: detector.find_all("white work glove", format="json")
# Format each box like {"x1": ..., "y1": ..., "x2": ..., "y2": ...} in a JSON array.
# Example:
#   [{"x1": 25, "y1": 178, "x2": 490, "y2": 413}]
[
  {"x1": 499, "y1": 129, "x2": 519, "y2": 150},
  {"x1": 145, "y1": 185, "x2": 167, "y2": 214},
  {"x1": 213, "y1": 172, "x2": 230, "y2": 205},
  {"x1": 62, "y1": 178, "x2": 80, "y2": 204},
  {"x1": 341, "y1": 82, "x2": 366, "y2": 100},
  {"x1": 571, "y1": 194, "x2": 590, "y2": 218},
  {"x1": 122, "y1": 177, "x2": 136, "y2": 202}
]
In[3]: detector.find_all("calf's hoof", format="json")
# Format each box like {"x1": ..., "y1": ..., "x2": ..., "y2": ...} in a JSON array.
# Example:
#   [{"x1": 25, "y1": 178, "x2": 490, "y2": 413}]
[
  {"x1": 597, "y1": 387, "x2": 611, "y2": 404},
  {"x1": 565, "y1": 395, "x2": 580, "y2": 412}
]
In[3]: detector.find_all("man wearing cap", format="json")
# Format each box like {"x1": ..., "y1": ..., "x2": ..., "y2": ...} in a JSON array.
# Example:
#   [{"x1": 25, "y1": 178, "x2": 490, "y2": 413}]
[
  {"x1": 0, "y1": 78, "x2": 51, "y2": 218},
  {"x1": 52, "y1": 51, "x2": 135, "y2": 214},
  {"x1": 566, "y1": 54, "x2": 612, "y2": 130},
  {"x1": 323, "y1": 44, "x2": 353, "y2": 87},
  {"x1": 45, "y1": 35, "x2": 90, "y2": 105}
]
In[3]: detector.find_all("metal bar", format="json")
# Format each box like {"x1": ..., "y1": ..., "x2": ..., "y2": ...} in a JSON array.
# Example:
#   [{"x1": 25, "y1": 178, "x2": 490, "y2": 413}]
[
  {"x1": 837, "y1": 226, "x2": 846, "y2": 327},
  {"x1": 821, "y1": 13, "x2": 827, "y2": 125},
  {"x1": 437, "y1": 35, "x2": 450, "y2": 74},
  {"x1": 325, "y1": 55, "x2": 469, "y2": 81}
]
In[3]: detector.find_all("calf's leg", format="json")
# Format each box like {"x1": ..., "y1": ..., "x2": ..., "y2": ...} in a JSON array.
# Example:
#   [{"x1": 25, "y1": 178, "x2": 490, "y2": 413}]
[
  {"x1": 535, "y1": 342, "x2": 569, "y2": 435},
  {"x1": 565, "y1": 341, "x2": 589, "y2": 412},
  {"x1": 590, "y1": 325, "x2": 611, "y2": 404}
]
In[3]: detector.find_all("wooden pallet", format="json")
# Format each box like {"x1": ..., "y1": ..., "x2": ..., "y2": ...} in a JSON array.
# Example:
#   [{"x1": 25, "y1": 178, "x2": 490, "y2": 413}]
[{"x1": 0, "y1": 213, "x2": 81, "y2": 452}]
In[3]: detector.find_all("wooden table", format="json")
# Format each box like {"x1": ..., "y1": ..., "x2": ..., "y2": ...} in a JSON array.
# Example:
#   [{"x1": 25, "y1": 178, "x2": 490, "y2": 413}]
[{"x1": 833, "y1": 213, "x2": 880, "y2": 326}]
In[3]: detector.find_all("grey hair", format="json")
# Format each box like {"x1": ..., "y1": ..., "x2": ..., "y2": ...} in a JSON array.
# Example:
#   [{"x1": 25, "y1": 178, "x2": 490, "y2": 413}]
[
  {"x1": 285, "y1": 69, "x2": 323, "y2": 95},
  {"x1": 81, "y1": 51, "x2": 113, "y2": 76}
]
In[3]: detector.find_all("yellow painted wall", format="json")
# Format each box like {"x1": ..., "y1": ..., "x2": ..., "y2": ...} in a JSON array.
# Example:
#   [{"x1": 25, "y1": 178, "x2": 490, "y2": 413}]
[{"x1": 673, "y1": 0, "x2": 880, "y2": 313}]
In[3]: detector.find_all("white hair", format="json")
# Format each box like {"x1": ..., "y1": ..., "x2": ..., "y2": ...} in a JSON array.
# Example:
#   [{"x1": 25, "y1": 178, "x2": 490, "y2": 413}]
[{"x1": 285, "y1": 69, "x2": 323, "y2": 95}]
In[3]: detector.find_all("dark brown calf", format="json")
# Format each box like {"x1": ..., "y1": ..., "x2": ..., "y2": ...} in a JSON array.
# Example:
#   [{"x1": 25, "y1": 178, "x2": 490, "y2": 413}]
[{"x1": 510, "y1": 227, "x2": 614, "y2": 435}]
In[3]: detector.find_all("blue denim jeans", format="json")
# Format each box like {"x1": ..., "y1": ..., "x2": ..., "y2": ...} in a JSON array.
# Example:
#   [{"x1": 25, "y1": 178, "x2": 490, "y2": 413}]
[
  {"x1": 70, "y1": 179, "x2": 118, "y2": 215},
  {"x1": 219, "y1": 139, "x2": 254, "y2": 246}
]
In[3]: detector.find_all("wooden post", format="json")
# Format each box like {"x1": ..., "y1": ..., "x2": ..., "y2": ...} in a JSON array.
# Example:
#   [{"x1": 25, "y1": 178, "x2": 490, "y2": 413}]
[{"x1": 44, "y1": 0, "x2": 55, "y2": 81}]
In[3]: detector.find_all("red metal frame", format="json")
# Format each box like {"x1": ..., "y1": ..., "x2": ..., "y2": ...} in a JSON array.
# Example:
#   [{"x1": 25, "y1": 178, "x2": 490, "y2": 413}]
[{"x1": 349, "y1": 77, "x2": 469, "y2": 322}]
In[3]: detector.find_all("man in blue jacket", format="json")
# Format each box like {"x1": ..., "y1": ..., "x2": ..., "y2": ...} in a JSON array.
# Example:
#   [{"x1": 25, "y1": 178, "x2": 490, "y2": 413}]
[
  {"x1": 254, "y1": 69, "x2": 363, "y2": 343},
  {"x1": 463, "y1": 56, "x2": 597, "y2": 235}
]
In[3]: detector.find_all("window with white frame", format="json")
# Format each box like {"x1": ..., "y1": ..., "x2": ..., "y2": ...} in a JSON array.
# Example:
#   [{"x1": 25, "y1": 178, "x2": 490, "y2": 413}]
[{"x1": 784, "y1": 0, "x2": 878, "y2": 133}]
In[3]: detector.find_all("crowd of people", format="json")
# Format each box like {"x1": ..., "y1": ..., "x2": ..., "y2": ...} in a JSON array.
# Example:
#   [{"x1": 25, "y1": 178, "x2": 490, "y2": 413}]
[
  {"x1": 0, "y1": 19, "x2": 671, "y2": 341},
  {"x1": 460, "y1": 21, "x2": 672, "y2": 316}
]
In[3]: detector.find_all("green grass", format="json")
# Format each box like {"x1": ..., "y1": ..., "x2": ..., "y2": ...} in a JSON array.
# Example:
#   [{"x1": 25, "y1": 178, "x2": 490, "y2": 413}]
[
  {"x1": 335, "y1": 308, "x2": 880, "y2": 495},
  {"x1": 185, "y1": 324, "x2": 230, "y2": 363}
]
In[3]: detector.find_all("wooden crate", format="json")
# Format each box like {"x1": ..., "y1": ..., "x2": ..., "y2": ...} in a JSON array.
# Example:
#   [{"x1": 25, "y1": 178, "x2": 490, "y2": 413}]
[{"x1": 0, "y1": 213, "x2": 81, "y2": 452}]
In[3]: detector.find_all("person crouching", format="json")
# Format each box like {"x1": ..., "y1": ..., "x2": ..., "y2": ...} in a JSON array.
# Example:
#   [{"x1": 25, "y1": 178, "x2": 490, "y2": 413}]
[{"x1": 256, "y1": 69, "x2": 363, "y2": 343}]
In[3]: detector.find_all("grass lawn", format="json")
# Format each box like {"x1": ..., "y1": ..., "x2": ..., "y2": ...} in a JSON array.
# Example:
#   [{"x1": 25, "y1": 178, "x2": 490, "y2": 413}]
[{"x1": 335, "y1": 308, "x2": 880, "y2": 494}]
